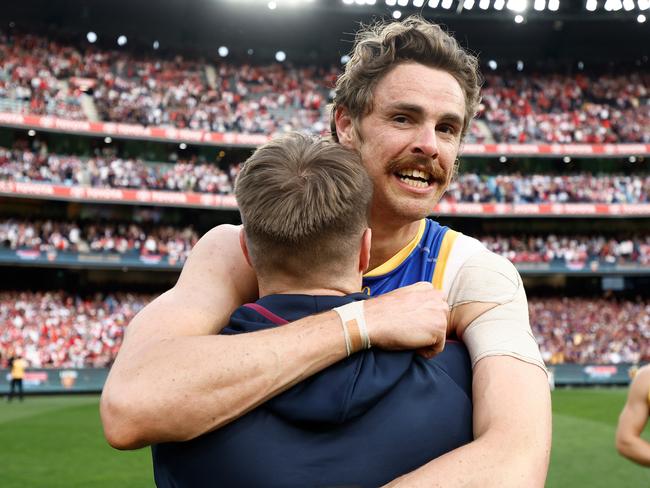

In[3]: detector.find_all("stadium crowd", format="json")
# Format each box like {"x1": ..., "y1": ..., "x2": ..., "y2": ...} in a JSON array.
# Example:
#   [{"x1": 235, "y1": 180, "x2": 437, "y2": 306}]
[
  {"x1": 0, "y1": 291, "x2": 147, "y2": 368},
  {"x1": 482, "y1": 234, "x2": 650, "y2": 266},
  {"x1": 0, "y1": 220, "x2": 198, "y2": 261},
  {"x1": 0, "y1": 32, "x2": 648, "y2": 143},
  {"x1": 1, "y1": 292, "x2": 647, "y2": 368},
  {"x1": 443, "y1": 173, "x2": 650, "y2": 204},
  {"x1": 1, "y1": 219, "x2": 647, "y2": 268},
  {"x1": 0, "y1": 147, "x2": 240, "y2": 194},
  {"x1": 481, "y1": 72, "x2": 650, "y2": 143},
  {"x1": 2, "y1": 147, "x2": 649, "y2": 204},
  {"x1": 531, "y1": 297, "x2": 650, "y2": 365}
]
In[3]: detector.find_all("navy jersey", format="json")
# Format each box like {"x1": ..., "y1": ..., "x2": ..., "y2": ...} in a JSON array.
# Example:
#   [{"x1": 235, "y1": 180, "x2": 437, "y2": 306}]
[{"x1": 153, "y1": 293, "x2": 473, "y2": 488}]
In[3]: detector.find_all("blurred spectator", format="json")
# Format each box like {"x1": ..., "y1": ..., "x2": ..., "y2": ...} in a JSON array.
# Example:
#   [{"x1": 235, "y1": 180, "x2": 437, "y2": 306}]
[
  {"x1": 0, "y1": 32, "x2": 648, "y2": 142},
  {"x1": 0, "y1": 219, "x2": 198, "y2": 263},
  {"x1": 530, "y1": 297, "x2": 650, "y2": 365},
  {"x1": 1, "y1": 293, "x2": 647, "y2": 368},
  {"x1": 0, "y1": 291, "x2": 149, "y2": 368},
  {"x1": 2, "y1": 146, "x2": 649, "y2": 204},
  {"x1": 481, "y1": 234, "x2": 650, "y2": 266}
]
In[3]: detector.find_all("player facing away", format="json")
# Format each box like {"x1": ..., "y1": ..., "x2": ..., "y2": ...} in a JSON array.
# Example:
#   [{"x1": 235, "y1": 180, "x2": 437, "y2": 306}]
[
  {"x1": 616, "y1": 364, "x2": 650, "y2": 466},
  {"x1": 152, "y1": 133, "x2": 474, "y2": 487},
  {"x1": 101, "y1": 16, "x2": 551, "y2": 487}
]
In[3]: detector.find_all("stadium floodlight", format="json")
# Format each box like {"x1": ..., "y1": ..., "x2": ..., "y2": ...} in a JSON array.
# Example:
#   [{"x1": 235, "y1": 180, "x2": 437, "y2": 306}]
[
  {"x1": 86, "y1": 31, "x2": 97, "y2": 43},
  {"x1": 639, "y1": 0, "x2": 650, "y2": 10},
  {"x1": 517, "y1": 60, "x2": 524, "y2": 70},
  {"x1": 494, "y1": 0, "x2": 506, "y2": 9},
  {"x1": 367, "y1": 0, "x2": 377, "y2": 4},
  {"x1": 342, "y1": 0, "x2": 354, "y2": 4},
  {"x1": 488, "y1": 59, "x2": 498, "y2": 70},
  {"x1": 341, "y1": 54, "x2": 351, "y2": 64},
  {"x1": 514, "y1": 14, "x2": 525, "y2": 21},
  {"x1": 534, "y1": 0, "x2": 545, "y2": 10},
  {"x1": 639, "y1": 13, "x2": 647, "y2": 21},
  {"x1": 393, "y1": 9, "x2": 403, "y2": 17},
  {"x1": 218, "y1": 46, "x2": 229, "y2": 57},
  {"x1": 507, "y1": 0, "x2": 528, "y2": 12},
  {"x1": 398, "y1": 0, "x2": 409, "y2": 6},
  {"x1": 247, "y1": 48, "x2": 254, "y2": 55},
  {"x1": 577, "y1": 60, "x2": 584, "y2": 69},
  {"x1": 179, "y1": 143, "x2": 187, "y2": 150},
  {"x1": 464, "y1": 0, "x2": 476, "y2": 9},
  {"x1": 548, "y1": 0, "x2": 559, "y2": 10},
  {"x1": 386, "y1": 0, "x2": 397, "y2": 5},
  {"x1": 268, "y1": 1, "x2": 277, "y2": 9},
  {"x1": 629, "y1": 156, "x2": 637, "y2": 163},
  {"x1": 104, "y1": 137, "x2": 112, "y2": 144},
  {"x1": 153, "y1": 40, "x2": 160, "y2": 50},
  {"x1": 585, "y1": 0, "x2": 597, "y2": 11},
  {"x1": 117, "y1": 35, "x2": 127, "y2": 46},
  {"x1": 479, "y1": 0, "x2": 490, "y2": 8},
  {"x1": 442, "y1": 0, "x2": 453, "y2": 8},
  {"x1": 604, "y1": 0, "x2": 622, "y2": 9},
  {"x1": 623, "y1": 0, "x2": 634, "y2": 9},
  {"x1": 28, "y1": 129, "x2": 36, "y2": 137},
  {"x1": 499, "y1": 156, "x2": 508, "y2": 163},
  {"x1": 414, "y1": 0, "x2": 425, "y2": 6},
  {"x1": 563, "y1": 156, "x2": 571, "y2": 163},
  {"x1": 275, "y1": 50, "x2": 287, "y2": 62}
]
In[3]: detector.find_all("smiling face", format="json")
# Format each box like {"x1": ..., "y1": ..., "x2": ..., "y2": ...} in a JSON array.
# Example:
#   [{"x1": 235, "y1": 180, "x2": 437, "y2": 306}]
[{"x1": 336, "y1": 62, "x2": 466, "y2": 226}]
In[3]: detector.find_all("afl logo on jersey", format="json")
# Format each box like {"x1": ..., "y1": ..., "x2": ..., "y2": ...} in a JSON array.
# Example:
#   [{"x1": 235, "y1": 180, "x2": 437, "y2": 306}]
[{"x1": 362, "y1": 286, "x2": 371, "y2": 296}]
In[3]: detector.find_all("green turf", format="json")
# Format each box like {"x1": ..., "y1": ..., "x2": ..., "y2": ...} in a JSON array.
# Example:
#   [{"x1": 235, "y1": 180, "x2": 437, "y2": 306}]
[
  {"x1": 0, "y1": 389, "x2": 649, "y2": 487},
  {"x1": 0, "y1": 395, "x2": 151, "y2": 487}
]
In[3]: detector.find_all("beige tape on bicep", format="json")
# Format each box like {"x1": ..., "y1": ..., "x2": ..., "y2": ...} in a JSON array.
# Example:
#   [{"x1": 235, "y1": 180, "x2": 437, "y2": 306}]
[{"x1": 449, "y1": 250, "x2": 547, "y2": 374}]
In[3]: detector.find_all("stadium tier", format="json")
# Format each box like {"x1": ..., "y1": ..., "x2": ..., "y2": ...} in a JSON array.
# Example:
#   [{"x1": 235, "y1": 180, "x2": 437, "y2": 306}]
[
  {"x1": 0, "y1": 31, "x2": 648, "y2": 147},
  {"x1": 1, "y1": 291, "x2": 647, "y2": 368}
]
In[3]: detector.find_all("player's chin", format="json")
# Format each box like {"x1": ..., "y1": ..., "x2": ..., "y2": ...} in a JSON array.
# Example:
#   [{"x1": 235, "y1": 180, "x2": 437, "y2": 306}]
[{"x1": 393, "y1": 199, "x2": 436, "y2": 222}]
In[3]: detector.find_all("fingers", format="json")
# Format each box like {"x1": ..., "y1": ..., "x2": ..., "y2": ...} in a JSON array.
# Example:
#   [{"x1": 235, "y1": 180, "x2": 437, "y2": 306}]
[{"x1": 416, "y1": 334, "x2": 446, "y2": 359}]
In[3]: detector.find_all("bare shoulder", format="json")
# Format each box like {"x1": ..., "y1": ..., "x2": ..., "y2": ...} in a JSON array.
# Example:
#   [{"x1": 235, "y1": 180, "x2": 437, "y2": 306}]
[
  {"x1": 177, "y1": 224, "x2": 255, "y2": 292},
  {"x1": 631, "y1": 365, "x2": 650, "y2": 390},
  {"x1": 124, "y1": 224, "x2": 258, "y2": 340}
]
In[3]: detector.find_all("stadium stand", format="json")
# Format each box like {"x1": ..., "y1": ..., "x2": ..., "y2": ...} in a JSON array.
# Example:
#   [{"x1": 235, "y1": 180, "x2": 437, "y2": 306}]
[
  {"x1": 1, "y1": 145, "x2": 648, "y2": 204},
  {"x1": 2, "y1": 292, "x2": 647, "y2": 368},
  {"x1": 0, "y1": 31, "x2": 648, "y2": 143}
]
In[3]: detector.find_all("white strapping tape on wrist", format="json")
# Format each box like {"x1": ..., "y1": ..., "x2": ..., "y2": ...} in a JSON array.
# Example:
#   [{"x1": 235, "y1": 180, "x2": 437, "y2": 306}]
[{"x1": 333, "y1": 301, "x2": 371, "y2": 356}]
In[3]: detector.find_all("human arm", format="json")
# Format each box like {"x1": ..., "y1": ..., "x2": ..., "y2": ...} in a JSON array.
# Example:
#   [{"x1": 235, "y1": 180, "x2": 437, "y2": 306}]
[
  {"x1": 383, "y1": 252, "x2": 552, "y2": 487},
  {"x1": 616, "y1": 366, "x2": 650, "y2": 466},
  {"x1": 100, "y1": 225, "x2": 450, "y2": 449}
]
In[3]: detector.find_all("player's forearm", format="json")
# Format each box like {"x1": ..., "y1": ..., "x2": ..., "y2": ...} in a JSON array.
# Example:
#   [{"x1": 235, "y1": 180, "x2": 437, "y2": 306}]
[
  {"x1": 383, "y1": 429, "x2": 548, "y2": 488},
  {"x1": 100, "y1": 311, "x2": 346, "y2": 449},
  {"x1": 616, "y1": 436, "x2": 650, "y2": 466}
]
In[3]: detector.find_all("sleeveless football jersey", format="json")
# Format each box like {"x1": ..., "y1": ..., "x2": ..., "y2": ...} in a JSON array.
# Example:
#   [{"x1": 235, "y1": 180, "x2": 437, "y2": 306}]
[{"x1": 363, "y1": 219, "x2": 487, "y2": 300}]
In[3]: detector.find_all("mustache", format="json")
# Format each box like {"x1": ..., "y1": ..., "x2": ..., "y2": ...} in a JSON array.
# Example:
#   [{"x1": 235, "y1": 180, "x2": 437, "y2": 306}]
[{"x1": 386, "y1": 155, "x2": 449, "y2": 184}]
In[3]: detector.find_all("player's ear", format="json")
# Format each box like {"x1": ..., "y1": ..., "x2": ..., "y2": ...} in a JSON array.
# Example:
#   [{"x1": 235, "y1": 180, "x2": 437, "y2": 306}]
[
  {"x1": 239, "y1": 227, "x2": 254, "y2": 268},
  {"x1": 359, "y1": 228, "x2": 372, "y2": 273},
  {"x1": 335, "y1": 106, "x2": 357, "y2": 150}
]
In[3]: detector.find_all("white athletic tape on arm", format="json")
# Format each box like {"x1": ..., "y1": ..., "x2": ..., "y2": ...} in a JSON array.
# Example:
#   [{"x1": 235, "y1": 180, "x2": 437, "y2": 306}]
[
  {"x1": 333, "y1": 301, "x2": 371, "y2": 356},
  {"x1": 450, "y1": 250, "x2": 547, "y2": 374}
]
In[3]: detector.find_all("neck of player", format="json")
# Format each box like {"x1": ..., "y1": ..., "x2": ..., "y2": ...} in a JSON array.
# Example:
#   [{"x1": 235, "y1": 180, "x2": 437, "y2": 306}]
[
  {"x1": 367, "y1": 217, "x2": 422, "y2": 272},
  {"x1": 258, "y1": 274, "x2": 364, "y2": 298}
]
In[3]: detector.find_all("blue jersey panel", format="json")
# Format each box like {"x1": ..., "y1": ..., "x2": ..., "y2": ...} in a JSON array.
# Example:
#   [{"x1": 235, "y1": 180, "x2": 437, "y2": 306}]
[{"x1": 362, "y1": 219, "x2": 449, "y2": 297}]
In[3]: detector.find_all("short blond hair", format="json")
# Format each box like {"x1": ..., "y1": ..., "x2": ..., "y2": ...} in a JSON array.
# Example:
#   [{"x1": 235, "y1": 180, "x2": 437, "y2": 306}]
[
  {"x1": 236, "y1": 133, "x2": 372, "y2": 280},
  {"x1": 331, "y1": 16, "x2": 482, "y2": 140}
]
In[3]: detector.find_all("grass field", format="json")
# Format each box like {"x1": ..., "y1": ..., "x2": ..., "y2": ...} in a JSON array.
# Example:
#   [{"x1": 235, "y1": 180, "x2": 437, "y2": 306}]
[{"x1": 1, "y1": 389, "x2": 649, "y2": 487}]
